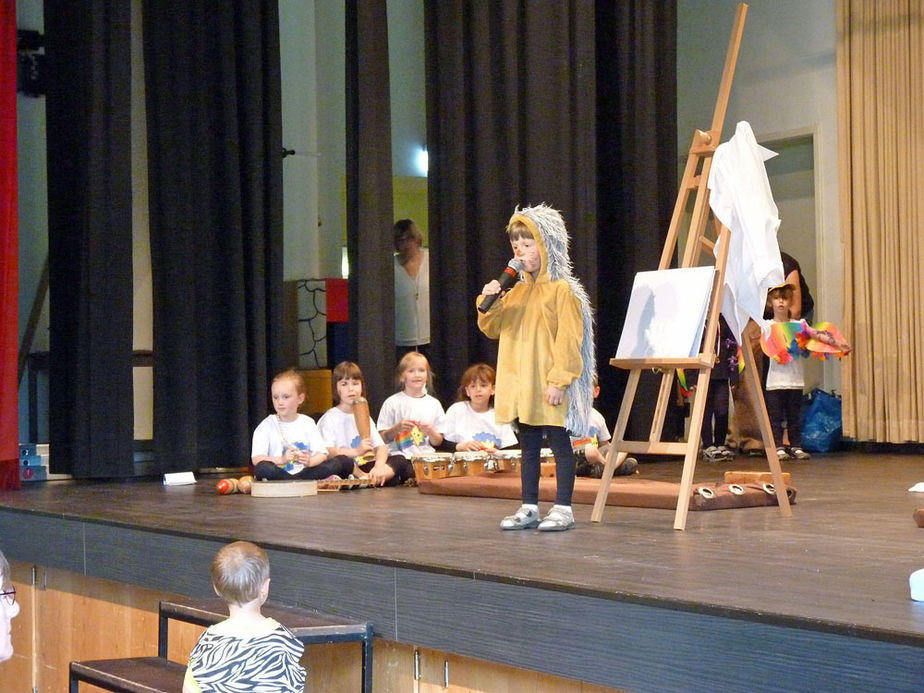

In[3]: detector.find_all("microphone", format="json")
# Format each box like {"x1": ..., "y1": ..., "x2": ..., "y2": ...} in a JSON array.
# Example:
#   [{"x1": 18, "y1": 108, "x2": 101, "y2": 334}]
[{"x1": 478, "y1": 259, "x2": 523, "y2": 313}]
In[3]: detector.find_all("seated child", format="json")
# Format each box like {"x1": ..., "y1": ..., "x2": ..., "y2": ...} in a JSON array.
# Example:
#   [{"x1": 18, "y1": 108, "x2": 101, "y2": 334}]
[
  {"x1": 443, "y1": 363, "x2": 518, "y2": 452},
  {"x1": 317, "y1": 361, "x2": 415, "y2": 486},
  {"x1": 572, "y1": 375, "x2": 637, "y2": 478},
  {"x1": 183, "y1": 541, "x2": 306, "y2": 693},
  {"x1": 377, "y1": 352, "x2": 447, "y2": 459},
  {"x1": 251, "y1": 369, "x2": 354, "y2": 480}
]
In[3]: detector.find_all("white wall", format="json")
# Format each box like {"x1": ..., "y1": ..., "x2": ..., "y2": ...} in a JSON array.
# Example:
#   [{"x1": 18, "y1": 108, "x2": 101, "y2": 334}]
[
  {"x1": 314, "y1": 0, "x2": 347, "y2": 279},
  {"x1": 280, "y1": 0, "x2": 321, "y2": 281},
  {"x1": 388, "y1": 0, "x2": 427, "y2": 179},
  {"x1": 678, "y1": 0, "x2": 841, "y2": 390}
]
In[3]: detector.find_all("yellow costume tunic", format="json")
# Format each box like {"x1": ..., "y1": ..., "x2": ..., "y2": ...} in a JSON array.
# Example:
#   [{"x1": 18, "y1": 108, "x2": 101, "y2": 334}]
[{"x1": 476, "y1": 212, "x2": 584, "y2": 429}]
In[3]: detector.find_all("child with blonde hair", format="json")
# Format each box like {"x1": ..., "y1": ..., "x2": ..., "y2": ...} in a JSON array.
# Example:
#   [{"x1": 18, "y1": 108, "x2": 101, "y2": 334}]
[
  {"x1": 444, "y1": 363, "x2": 517, "y2": 451},
  {"x1": 377, "y1": 352, "x2": 447, "y2": 458},
  {"x1": 318, "y1": 361, "x2": 415, "y2": 486},
  {"x1": 183, "y1": 541, "x2": 306, "y2": 692},
  {"x1": 251, "y1": 369, "x2": 354, "y2": 480}
]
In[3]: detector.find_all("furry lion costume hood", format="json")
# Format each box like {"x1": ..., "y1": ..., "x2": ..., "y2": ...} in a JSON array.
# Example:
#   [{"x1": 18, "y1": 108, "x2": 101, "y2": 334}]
[{"x1": 508, "y1": 204, "x2": 596, "y2": 436}]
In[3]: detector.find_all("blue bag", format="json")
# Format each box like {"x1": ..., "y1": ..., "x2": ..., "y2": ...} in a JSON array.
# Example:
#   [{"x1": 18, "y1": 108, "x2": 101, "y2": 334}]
[{"x1": 801, "y1": 388, "x2": 842, "y2": 453}]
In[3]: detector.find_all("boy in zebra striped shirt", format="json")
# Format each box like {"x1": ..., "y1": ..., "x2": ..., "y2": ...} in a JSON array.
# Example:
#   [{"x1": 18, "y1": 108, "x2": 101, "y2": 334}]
[{"x1": 184, "y1": 541, "x2": 306, "y2": 692}]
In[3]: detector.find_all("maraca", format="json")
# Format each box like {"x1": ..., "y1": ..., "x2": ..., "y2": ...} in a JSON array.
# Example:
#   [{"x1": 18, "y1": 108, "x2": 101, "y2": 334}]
[
  {"x1": 238, "y1": 475, "x2": 254, "y2": 494},
  {"x1": 216, "y1": 478, "x2": 239, "y2": 494}
]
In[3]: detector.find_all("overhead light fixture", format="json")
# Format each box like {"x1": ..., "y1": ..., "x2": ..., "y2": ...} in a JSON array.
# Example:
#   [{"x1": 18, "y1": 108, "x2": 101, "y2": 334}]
[{"x1": 415, "y1": 148, "x2": 429, "y2": 176}]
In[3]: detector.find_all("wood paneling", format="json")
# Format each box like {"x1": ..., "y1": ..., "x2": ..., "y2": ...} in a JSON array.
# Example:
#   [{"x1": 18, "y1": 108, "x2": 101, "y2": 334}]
[
  {"x1": 35, "y1": 567, "x2": 161, "y2": 690},
  {"x1": 2, "y1": 452, "x2": 924, "y2": 690},
  {"x1": 7, "y1": 565, "x2": 33, "y2": 689},
  {"x1": 5, "y1": 562, "x2": 618, "y2": 692}
]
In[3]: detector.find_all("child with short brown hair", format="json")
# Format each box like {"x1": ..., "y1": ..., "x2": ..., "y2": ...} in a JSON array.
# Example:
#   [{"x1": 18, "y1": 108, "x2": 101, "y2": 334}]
[
  {"x1": 764, "y1": 285, "x2": 850, "y2": 460},
  {"x1": 572, "y1": 374, "x2": 638, "y2": 477},
  {"x1": 444, "y1": 363, "x2": 518, "y2": 452},
  {"x1": 318, "y1": 361, "x2": 415, "y2": 486}
]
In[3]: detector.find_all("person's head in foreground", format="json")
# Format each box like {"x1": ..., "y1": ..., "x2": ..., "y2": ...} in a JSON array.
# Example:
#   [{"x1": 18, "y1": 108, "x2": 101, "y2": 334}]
[
  {"x1": 0, "y1": 549, "x2": 19, "y2": 663},
  {"x1": 211, "y1": 541, "x2": 270, "y2": 607}
]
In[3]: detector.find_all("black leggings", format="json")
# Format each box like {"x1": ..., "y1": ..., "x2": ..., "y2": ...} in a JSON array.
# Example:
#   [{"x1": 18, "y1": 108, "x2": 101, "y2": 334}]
[
  {"x1": 701, "y1": 380, "x2": 730, "y2": 448},
  {"x1": 765, "y1": 388, "x2": 803, "y2": 448},
  {"x1": 517, "y1": 423, "x2": 576, "y2": 506},
  {"x1": 254, "y1": 456, "x2": 354, "y2": 481}
]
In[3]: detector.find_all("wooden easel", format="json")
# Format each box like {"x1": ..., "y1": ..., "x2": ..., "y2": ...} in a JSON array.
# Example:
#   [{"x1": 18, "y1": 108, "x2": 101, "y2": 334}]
[{"x1": 591, "y1": 3, "x2": 792, "y2": 530}]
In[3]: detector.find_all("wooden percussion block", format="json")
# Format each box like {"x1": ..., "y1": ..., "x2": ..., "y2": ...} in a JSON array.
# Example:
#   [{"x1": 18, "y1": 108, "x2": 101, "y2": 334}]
[
  {"x1": 317, "y1": 478, "x2": 373, "y2": 491},
  {"x1": 724, "y1": 470, "x2": 791, "y2": 486},
  {"x1": 251, "y1": 480, "x2": 318, "y2": 497}
]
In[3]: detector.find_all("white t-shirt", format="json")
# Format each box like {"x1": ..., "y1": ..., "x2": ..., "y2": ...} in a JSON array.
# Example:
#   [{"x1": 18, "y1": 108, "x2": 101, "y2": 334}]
[
  {"x1": 766, "y1": 357, "x2": 805, "y2": 391},
  {"x1": 317, "y1": 407, "x2": 385, "y2": 450},
  {"x1": 251, "y1": 415, "x2": 328, "y2": 474},
  {"x1": 443, "y1": 401, "x2": 518, "y2": 449},
  {"x1": 394, "y1": 250, "x2": 430, "y2": 346},
  {"x1": 570, "y1": 408, "x2": 610, "y2": 450},
  {"x1": 376, "y1": 391, "x2": 447, "y2": 458}
]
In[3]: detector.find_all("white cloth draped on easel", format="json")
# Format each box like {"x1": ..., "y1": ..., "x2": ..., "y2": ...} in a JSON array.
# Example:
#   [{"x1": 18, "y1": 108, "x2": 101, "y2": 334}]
[{"x1": 707, "y1": 120, "x2": 784, "y2": 342}]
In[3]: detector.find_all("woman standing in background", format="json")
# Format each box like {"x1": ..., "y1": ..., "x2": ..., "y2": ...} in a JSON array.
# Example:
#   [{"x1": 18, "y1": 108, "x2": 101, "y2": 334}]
[{"x1": 393, "y1": 219, "x2": 430, "y2": 363}]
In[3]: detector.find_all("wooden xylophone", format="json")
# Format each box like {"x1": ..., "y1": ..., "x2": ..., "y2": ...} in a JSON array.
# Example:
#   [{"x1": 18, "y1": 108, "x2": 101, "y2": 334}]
[{"x1": 411, "y1": 449, "x2": 556, "y2": 480}]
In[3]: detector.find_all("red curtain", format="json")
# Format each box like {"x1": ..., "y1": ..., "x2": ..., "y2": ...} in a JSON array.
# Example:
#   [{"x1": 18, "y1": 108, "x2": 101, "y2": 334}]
[{"x1": 0, "y1": 0, "x2": 20, "y2": 490}]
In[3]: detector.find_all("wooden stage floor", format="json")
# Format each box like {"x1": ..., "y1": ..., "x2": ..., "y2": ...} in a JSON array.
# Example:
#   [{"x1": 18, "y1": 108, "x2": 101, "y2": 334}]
[{"x1": 2, "y1": 451, "x2": 924, "y2": 690}]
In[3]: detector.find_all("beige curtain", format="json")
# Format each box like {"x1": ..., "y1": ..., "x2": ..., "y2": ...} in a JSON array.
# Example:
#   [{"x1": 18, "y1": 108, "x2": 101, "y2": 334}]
[{"x1": 837, "y1": 0, "x2": 924, "y2": 442}]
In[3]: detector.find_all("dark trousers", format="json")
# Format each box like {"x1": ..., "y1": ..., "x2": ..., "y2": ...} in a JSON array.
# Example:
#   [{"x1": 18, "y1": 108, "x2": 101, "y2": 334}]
[
  {"x1": 517, "y1": 422, "x2": 575, "y2": 506},
  {"x1": 254, "y1": 456, "x2": 355, "y2": 481},
  {"x1": 353, "y1": 454, "x2": 415, "y2": 486},
  {"x1": 701, "y1": 379, "x2": 730, "y2": 448},
  {"x1": 765, "y1": 388, "x2": 803, "y2": 448}
]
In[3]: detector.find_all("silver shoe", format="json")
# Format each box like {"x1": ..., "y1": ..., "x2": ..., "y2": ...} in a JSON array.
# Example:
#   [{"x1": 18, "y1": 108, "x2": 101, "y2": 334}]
[
  {"x1": 790, "y1": 447, "x2": 811, "y2": 460},
  {"x1": 537, "y1": 506, "x2": 575, "y2": 532},
  {"x1": 776, "y1": 447, "x2": 791, "y2": 460},
  {"x1": 500, "y1": 505, "x2": 540, "y2": 530}
]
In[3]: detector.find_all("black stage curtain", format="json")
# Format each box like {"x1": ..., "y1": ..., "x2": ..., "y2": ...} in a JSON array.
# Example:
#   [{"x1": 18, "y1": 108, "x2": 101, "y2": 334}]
[
  {"x1": 45, "y1": 1, "x2": 134, "y2": 478},
  {"x1": 595, "y1": 2, "x2": 679, "y2": 439},
  {"x1": 345, "y1": 0, "x2": 395, "y2": 409},
  {"x1": 425, "y1": 2, "x2": 676, "y2": 433},
  {"x1": 142, "y1": 2, "x2": 284, "y2": 473},
  {"x1": 425, "y1": 0, "x2": 598, "y2": 400}
]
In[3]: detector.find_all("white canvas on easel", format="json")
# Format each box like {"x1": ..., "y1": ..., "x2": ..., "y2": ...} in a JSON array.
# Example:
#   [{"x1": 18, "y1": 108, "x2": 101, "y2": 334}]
[
  {"x1": 592, "y1": 3, "x2": 792, "y2": 531},
  {"x1": 615, "y1": 267, "x2": 716, "y2": 360}
]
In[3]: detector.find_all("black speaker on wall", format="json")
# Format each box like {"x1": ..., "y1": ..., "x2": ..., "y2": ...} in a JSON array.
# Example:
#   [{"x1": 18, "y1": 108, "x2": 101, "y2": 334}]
[{"x1": 17, "y1": 29, "x2": 45, "y2": 97}]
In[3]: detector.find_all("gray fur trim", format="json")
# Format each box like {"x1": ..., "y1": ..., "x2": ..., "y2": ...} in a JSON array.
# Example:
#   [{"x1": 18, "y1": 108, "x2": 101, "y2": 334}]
[{"x1": 514, "y1": 204, "x2": 596, "y2": 436}]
